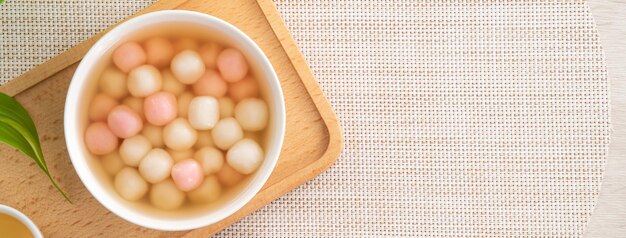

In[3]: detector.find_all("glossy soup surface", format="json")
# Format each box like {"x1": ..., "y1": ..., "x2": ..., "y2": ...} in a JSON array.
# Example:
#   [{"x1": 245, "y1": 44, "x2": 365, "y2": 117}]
[{"x1": 0, "y1": 213, "x2": 34, "y2": 238}]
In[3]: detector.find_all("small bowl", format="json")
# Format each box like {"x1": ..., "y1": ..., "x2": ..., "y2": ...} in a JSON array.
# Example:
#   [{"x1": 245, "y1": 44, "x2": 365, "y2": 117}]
[
  {"x1": 65, "y1": 10, "x2": 285, "y2": 231},
  {"x1": 0, "y1": 205, "x2": 44, "y2": 238}
]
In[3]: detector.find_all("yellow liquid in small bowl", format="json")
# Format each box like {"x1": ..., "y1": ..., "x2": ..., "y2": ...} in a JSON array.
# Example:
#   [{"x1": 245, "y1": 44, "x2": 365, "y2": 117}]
[{"x1": 0, "y1": 213, "x2": 34, "y2": 238}]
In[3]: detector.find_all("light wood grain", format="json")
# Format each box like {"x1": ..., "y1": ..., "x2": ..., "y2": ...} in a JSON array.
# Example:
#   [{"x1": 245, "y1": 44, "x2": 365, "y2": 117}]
[
  {"x1": 585, "y1": 0, "x2": 626, "y2": 237},
  {"x1": 0, "y1": 0, "x2": 342, "y2": 237}
]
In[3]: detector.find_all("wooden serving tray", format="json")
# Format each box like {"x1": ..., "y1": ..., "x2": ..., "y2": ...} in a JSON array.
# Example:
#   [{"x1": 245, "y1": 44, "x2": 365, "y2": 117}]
[{"x1": 0, "y1": 0, "x2": 342, "y2": 237}]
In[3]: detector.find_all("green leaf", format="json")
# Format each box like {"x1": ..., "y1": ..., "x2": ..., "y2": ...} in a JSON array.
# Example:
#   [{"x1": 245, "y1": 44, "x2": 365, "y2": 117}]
[
  {"x1": 0, "y1": 92, "x2": 71, "y2": 203},
  {"x1": 0, "y1": 0, "x2": 5, "y2": 5}
]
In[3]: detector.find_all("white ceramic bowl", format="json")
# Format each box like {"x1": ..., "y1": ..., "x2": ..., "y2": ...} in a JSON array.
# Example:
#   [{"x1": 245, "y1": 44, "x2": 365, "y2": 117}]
[
  {"x1": 0, "y1": 205, "x2": 44, "y2": 238},
  {"x1": 65, "y1": 10, "x2": 285, "y2": 231}
]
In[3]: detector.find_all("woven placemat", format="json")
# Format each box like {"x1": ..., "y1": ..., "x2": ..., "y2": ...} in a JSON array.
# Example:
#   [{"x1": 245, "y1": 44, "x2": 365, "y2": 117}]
[{"x1": 0, "y1": 1, "x2": 610, "y2": 237}]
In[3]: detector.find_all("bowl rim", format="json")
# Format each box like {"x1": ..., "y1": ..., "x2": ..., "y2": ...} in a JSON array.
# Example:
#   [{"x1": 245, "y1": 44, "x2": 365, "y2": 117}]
[
  {"x1": 64, "y1": 10, "x2": 285, "y2": 231},
  {"x1": 0, "y1": 204, "x2": 44, "y2": 238}
]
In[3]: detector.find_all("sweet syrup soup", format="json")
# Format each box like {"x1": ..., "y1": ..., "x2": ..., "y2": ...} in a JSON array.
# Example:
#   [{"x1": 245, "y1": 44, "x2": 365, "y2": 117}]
[
  {"x1": 84, "y1": 28, "x2": 269, "y2": 211},
  {"x1": 0, "y1": 213, "x2": 34, "y2": 238}
]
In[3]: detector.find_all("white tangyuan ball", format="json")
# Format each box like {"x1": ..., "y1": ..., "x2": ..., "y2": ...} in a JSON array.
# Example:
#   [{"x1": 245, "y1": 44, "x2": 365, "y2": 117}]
[
  {"x1": 226, "y1": 139, "x2": 263, "y2": 175},
  {"x1": 100, "y1": 151, "x2": 124, "y2": 176},
  {"x1": 150, "y1": 179, "x2": 185, "y2": 210},
  {"x1": 234, "y1": 98, "x2": 268, "y2": 131},
  {"x1": 127, "y1": 65, "x2": 162, "y2": 97},
  {"x1": 163, "y1": 118, "x2": 198, "y2": 150},
  {"x1": 194, "y1": 147, "x2": 224, "y2": 174},
  {"x1": 187, "y1": 175, "x2": 221, "y2": 204},
  {"x1": 218, "y1": 97, "x2": 235, "y2": 119},
  {"x1": 188, "y1": 96, "x2": 219, "y2": 130},
  {"x1": 119, "y1": 134, "x2": 153, "y2": 167},
  {"x1": 170, "y1": 50, "x2": 205, "y2": 84},
  {"x1": 114, "y1": 167, "x2": 148, "y2": 201},
  {"x1": 211, "y1": 118, "x2": 244, "y2": 150},
  {"x1": 139, "y1": 148, "x2": 174, "y2": 183},
  {"x1": 99, "y1": 67, "x2": 128, "y2": 99}
]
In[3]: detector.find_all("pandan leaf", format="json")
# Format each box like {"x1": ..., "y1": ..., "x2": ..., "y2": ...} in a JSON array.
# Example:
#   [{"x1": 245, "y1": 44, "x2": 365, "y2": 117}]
[{"x1": 0, "y1": 92, "x2": 71, "y2": 203}]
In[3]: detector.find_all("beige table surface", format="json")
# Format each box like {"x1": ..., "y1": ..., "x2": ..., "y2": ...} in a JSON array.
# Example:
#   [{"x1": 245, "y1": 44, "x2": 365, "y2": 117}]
[
  {"x1": 0, "y1": 0, "x2": 624, "y2": 237},
  {"x1": 585, "y1": 0, "x2": 626, "y2": 237}
]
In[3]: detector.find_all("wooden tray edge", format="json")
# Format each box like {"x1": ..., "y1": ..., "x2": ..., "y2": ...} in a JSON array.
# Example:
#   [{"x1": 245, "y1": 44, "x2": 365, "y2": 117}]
[
  {"x1": 255, "y1": 0, "x2": 343, "y2": 189},
  {"x1": 256, "y1": 0, "x2": 343, "y2": 174}
]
